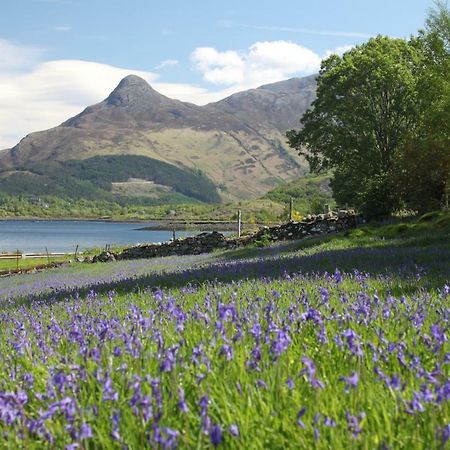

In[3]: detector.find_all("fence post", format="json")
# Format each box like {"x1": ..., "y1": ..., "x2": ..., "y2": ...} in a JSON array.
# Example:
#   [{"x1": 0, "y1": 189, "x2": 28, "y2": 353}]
[
  {"x1": 237, "y1": 209, "x2": 242, "y2": 238},
  {"x1": 45, "y1": 247, "x2": 50, "y2": 264},
  {"x1": 289, "y1": 197, "x2": 294, "y2": 221},
  {"x1": 16, "y1": 249, "x2": 20, "y2": 271},
  {"x1": 74, "y1": 244, "x2": 79, "y2": 259},
  {"x1": 172, "y1": 228, "x2": 176, "y2": 241}
]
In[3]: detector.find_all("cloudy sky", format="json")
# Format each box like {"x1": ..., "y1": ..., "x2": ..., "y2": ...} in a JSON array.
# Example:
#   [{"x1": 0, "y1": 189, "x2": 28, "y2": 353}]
[{"x1": 0, "y1": 0, "x2": 432, "y2": 149}]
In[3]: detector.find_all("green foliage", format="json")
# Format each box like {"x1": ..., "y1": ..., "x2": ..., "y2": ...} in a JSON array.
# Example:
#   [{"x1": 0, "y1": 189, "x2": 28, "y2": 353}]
[
  {"x1": 253, "y1": 231, "x2": 272, "y2": 247},
  {"x1": 287, "y1": 36, "x2": 422, "y2": 218},
  {"x1": 263, "y1": 173, "x2": 334, "y2": 215}
]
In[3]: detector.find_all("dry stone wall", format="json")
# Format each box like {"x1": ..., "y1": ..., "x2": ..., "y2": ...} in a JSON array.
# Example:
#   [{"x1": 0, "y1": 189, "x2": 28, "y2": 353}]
[{"x1": 92, "y1": 210, "x2": 361, "y2": 263}]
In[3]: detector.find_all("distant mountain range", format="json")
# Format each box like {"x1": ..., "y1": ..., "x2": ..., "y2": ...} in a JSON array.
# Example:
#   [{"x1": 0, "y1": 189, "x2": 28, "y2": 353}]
[{"x1": 0, "y1": 74, "x2": 317, "y2": 203}]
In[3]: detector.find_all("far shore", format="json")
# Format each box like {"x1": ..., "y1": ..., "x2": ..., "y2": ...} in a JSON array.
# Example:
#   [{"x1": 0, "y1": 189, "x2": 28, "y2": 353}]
[{"x1": 0, "y1": 216, "x2": 268, "y2": 231}]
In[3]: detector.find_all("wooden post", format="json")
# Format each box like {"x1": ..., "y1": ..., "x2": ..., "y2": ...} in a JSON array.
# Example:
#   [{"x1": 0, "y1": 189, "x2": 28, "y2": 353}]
[
  {"x1": 45, "y1": 246, "x2": 50, "y2": 264},
  {"x1": 172, "y1": 228, "x2": 176, "y2": 241},
  {"x1": 289, "y1": 197, "x2": 294, "y2": 221},
  {"x1": 74, "y1": 244, "x2": 79, "y2": 259},
  {"x1": 16, "y1": 249, "x2": 20, "y2": 271},
  {"x1": 237, "y1": 209, "x2": 242, "y2": 238}
]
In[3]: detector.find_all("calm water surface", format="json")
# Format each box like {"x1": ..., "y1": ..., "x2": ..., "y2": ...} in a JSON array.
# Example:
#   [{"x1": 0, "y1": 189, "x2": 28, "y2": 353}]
[{"x1": 0, "y1": 220, "x2": 213, "y2": 253}]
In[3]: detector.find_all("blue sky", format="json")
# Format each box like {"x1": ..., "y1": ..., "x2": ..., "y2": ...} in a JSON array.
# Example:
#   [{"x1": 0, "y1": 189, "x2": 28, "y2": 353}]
[{"x1": 0, "y1": 0, "x2": 435, "y2": 147}]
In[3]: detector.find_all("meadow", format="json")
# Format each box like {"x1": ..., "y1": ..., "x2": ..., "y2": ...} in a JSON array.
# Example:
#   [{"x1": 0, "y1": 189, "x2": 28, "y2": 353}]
[{"x1": 0, "y1": 212, "x2": 448, "y2": 449}]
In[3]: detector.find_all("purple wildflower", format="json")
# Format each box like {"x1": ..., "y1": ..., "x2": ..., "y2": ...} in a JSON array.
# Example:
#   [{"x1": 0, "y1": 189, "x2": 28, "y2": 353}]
[
  {"x1": 256, "y1": 379, "x2": 267, "y2": 389},
  {"x1": 229, "y1": 424, "x2": 239, "y2": 437},
  {"x1": 436, "y1": 424, "x2": 450, "y2": 445},
  {"x1": 339, "y1": 372, "x2": 359, "y2": 392},
  {"x1": 300, "y1": 356, "x2": 324, "y2": 389},
  {"x1": 345, "y1": 411, "x2": 365, "y2": 437},
  {"x1": 405, "y1": 392, "x2": 425, "y2": 414},
  {"x1": 210, "y1": 424, "x2": 222, "y2": 447},
  {"x1": 79, "y1": 423, "x2": 93, "y2": 439},
  {"x1": 178, "y1": 387, "x2": 188, "y2": 413},
  {"x1": 103, "y1": 376, "x2": 118, "y2": 402},
  {"x1": 286, "y1": 377, "x2": 295, "y2": 389},
  {"x1": 296, "y1": 406, "x2": 306, "y2": 428},
  {"x1": 220, "y1": 344, "x2": 234, "y2": 361},
  {"x1": 314, "y1": 427, "x2": 320, "y2": 442}
]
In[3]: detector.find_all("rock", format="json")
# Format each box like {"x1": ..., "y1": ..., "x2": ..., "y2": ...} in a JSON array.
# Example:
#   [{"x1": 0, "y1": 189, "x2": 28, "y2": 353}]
[{"x1": 93, "y1": 251, "x2": 116, "y2": 263}]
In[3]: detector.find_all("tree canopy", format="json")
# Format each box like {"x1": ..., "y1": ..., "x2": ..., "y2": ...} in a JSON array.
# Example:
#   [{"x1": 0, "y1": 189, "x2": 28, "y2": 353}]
[
  {"x1": 399, "y1": 1, "x2": 450, "y2": 212},
  {"x1": 287, "y1": 3, "x2": 449, "y2": 218}
]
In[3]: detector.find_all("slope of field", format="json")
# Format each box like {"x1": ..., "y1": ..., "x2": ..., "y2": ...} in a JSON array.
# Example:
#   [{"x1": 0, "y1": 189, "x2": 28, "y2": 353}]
[{"x1": 0, "y1": 212, "x2": 448, "y2": 448}]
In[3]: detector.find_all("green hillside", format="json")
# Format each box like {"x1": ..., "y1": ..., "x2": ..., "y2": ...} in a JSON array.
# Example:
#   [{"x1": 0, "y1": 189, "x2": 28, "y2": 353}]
[
  {"x1": 0, "y1": 155, "x2": 221, "y2": 204},
  {"x1": 263, "y1": 173, "x2": 334, "y2": 214}
]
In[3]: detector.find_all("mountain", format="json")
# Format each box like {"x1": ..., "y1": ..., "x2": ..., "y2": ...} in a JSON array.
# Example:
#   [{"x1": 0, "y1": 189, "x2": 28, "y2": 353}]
[{"x1": 0, "y1": 74, "x2": 317, "y2": 202}]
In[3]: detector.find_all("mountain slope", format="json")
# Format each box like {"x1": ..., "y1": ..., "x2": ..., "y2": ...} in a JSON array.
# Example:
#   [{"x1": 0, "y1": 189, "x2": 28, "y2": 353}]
[
  {"x1": 208, "y1": 75, "x2": 317, "y2": 132},
  {"x1": 0, "y1": 74, "x2": 317, "y2": 201}
]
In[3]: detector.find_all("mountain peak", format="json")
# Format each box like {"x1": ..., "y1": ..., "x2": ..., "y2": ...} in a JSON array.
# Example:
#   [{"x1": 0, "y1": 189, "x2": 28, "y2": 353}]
[
  {"x1": 106, "y1": 74, "x2": 164, "y2": 108},
  {"x1": 115, "y1": 74, "x2": 152, "y2": 89}
]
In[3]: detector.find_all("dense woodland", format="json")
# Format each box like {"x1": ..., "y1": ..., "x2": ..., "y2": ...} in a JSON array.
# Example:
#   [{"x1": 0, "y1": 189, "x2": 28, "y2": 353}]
[{"x1": 0, "y1": 155, "x2": 220, "y2": 204}]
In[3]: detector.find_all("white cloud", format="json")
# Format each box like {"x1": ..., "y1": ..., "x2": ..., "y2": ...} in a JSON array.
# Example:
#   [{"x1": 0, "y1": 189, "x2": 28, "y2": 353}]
[
  {"x1": 323, "y1": 45, "x2": 354, "y2": 59},
  {"x1": 155, "y1": 59, "x2": 179, "y2": 70},
  {"x1": 191, "y1": 40, "x2": 322, "y2": 88},
  {"x1": 191, "y1": 47, "x2": 245, "y2": 84},
  {"x1": 54, "y1": 26, "x2": 72, "y2": 32}
]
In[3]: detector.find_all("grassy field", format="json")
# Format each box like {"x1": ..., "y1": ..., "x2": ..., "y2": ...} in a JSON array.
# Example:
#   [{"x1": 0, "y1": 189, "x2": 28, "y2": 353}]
[
  {"x1": 0, "y1": 212, "x2": 448, "y2": 448},
  {"x1": 0, "y1": 255, "x2": 71, "y2": 273}
]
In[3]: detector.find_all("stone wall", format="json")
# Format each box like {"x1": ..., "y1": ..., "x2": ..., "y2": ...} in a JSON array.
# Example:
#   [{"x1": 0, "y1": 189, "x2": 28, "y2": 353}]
[
  {"x1": 92, "y1": 210, "x2": 360, "y2": 262},
  {"x1": 237, "y1": 210, "x2": 361, "y2": 246}
]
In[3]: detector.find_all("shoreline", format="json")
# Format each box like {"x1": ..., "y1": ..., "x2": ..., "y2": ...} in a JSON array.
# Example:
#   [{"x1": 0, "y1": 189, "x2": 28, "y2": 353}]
[
  {"x1": 0, "y1": 216, "x2": 268, "y2": 231},
  {"x1": 136, "y1": 221, "x2": 242, "y2": 232}
]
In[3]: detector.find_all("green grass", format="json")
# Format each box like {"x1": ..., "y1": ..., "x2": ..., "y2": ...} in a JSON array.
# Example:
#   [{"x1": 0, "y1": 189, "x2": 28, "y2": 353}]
[
  {"x1": 224, "y1": 210, "x2": 450, "y2": 257},
  {"x1": 0, "y1": 211, "x2": 448, "y2": 448},
  {"x1": 0, "y1": 255, "x2": 71, "y2": 272}
]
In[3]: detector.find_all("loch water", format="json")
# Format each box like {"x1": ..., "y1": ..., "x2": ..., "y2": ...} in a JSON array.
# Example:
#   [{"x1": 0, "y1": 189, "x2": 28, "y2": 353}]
[{"x1": 0, "y1": 220, "x2": 213, "y2": 254}]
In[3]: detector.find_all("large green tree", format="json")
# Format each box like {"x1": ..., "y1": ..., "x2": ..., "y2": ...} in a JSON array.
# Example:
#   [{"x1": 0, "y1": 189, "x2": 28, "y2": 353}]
[{"x1": 287, "y1": 36, "x2": 422, "y2": 217}]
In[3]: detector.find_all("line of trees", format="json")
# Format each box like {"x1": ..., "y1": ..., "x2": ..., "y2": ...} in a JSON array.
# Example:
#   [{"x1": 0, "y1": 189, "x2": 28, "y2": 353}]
[{"x1": 287, "y1": 2, "x2": 449, "y2": 218}]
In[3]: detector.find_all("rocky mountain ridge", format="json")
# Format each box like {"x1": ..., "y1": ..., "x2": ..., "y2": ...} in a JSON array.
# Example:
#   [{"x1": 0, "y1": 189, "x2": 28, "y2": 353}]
[{"x1": 0, "y1": 74, "x2": 317, "y2": 201}]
